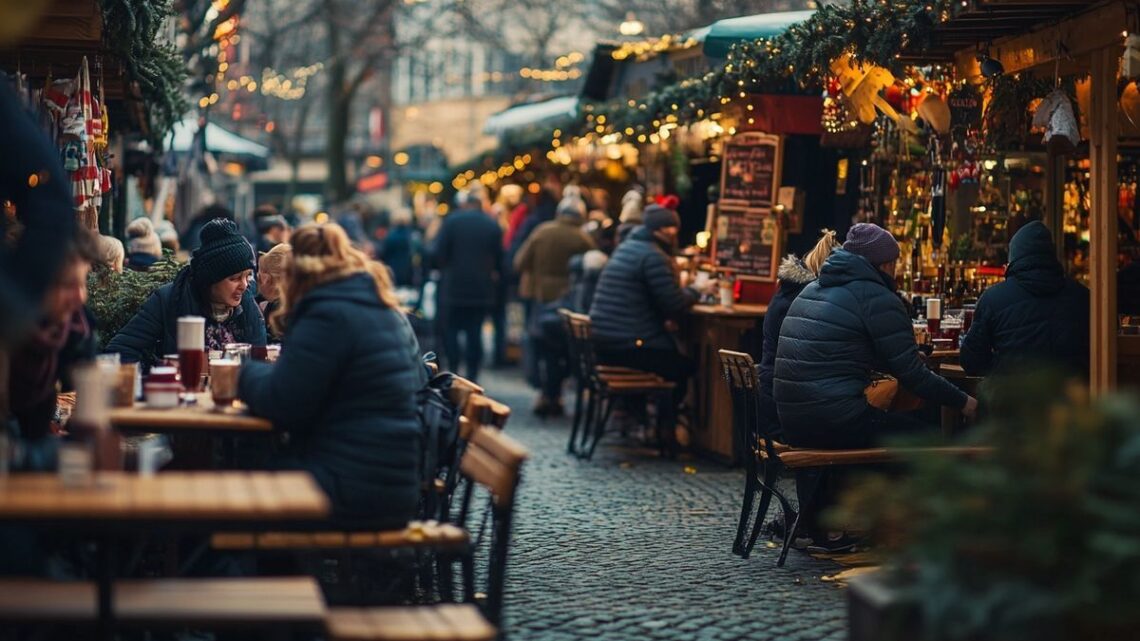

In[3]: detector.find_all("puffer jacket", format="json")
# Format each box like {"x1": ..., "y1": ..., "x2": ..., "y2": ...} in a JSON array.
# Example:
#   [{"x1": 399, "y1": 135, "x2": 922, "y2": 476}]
[
  {"x1": 238, "y1": 273, "x2": 427, "y2": 523},
  {"x1": 758, "y1": 256, "x2": 815, "y2": 400},
  {"x1": 105, "y1": 268, "x2": 266, "y2": 367},
  {"x1": 960, "y1": 221, "x2": 1089, "y2": 377},
  {"x1": 774, "y1": 249, "x2": 967, "y2": 443},
  {"x1": 589, "y1": 226, "x2": 698, "y2": 351},
  {"x1": 513, "y1": 216, "x2": 596, "y2": 303}
]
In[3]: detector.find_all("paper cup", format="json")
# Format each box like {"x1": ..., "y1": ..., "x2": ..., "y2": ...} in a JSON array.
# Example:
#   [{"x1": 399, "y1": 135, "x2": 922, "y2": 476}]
[{"x1": 177, "y1": 316, "x2": 206, "y2": 350}]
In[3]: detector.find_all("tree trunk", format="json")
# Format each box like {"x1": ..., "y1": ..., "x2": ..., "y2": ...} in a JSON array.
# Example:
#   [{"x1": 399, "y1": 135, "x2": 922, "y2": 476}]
[
  {"x1": 285, "y1": 99, "x2": 314, "y2": 207},
  {"x1": 325, "y1": 58, "x2": 352, "y2": 203}
]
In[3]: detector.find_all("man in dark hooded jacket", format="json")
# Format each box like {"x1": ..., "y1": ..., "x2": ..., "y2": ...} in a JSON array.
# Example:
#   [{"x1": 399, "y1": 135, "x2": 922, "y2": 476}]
[
  {"x1": 960, "y1": 221, "x2": 1089, "y2": 377},
  {"x1": 775, "y1": 223, "x2": 977, "y2": 449}
]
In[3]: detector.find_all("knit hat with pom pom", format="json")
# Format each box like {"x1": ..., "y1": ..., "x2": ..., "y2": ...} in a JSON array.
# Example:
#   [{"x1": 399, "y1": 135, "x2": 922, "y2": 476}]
[{"x1": 191, "y1": 218, "x2": 255, "y2": 287}]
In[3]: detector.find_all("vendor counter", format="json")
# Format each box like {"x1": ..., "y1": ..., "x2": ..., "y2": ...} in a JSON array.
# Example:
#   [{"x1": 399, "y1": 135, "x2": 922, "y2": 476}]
[{"x1": 684, "y1": 303, "x2": 767, "y2": 464}]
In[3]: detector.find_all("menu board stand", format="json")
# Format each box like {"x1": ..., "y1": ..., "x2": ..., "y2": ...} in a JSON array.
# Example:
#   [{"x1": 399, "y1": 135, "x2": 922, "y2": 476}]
[{"x1": 711, "y1": 133, "x2": 783, "y2": 282}]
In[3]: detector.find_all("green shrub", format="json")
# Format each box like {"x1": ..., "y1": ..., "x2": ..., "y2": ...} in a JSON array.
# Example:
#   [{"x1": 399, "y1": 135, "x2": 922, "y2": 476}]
[
  {"x1": 87, "y1": 251, "x2": 182, "y2": 351},
  {"x1": 835, "y1": 371, "x2": 1140, "y2": 641}
]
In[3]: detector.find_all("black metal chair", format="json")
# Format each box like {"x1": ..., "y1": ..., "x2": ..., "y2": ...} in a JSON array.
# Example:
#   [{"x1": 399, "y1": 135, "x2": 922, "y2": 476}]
[
  {"x1": 561, "y1": 311, "x2": 674, "y2": 460},
  {"x1": 719, "y1": 349, "x2": 992, "y2": 566},
  {"x1": 718, "y1": 349, "x2": 796, "y2": 560}
]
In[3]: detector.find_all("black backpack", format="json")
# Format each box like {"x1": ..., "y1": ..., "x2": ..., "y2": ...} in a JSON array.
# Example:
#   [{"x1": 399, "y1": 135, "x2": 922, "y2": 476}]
[{"x1": 416, "y1": 356, "x2": 462, "y2": 520}]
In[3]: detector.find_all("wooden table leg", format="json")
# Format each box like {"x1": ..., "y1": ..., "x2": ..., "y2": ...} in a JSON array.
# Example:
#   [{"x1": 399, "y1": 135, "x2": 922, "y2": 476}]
[
  {"x1": 941, "y1": 406, "x2": 960, "y2": 438},
  {"x1": 96, "y1": 536, "x2": 115, "y2": 641}
]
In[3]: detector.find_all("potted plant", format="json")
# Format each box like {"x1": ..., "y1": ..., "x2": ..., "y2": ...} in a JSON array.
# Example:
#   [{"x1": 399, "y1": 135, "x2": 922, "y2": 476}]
[{"x1": 837, "y1": 370, "x2": 1140, "y2": 641}]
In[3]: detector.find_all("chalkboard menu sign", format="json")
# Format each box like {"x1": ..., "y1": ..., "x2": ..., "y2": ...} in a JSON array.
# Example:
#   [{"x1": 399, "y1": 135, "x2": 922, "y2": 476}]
[
  {"x1": 712, "y1": 209, "x2": 780, "y2": 282},
  {"x1": 719, "y1": 133, "x2": 782, "y2": 211}
]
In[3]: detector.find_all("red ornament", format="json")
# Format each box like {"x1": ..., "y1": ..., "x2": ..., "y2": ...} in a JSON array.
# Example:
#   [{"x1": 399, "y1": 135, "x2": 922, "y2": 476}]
[{"x1": 884, "y1": 84, "x2": 906, "y2": 110}]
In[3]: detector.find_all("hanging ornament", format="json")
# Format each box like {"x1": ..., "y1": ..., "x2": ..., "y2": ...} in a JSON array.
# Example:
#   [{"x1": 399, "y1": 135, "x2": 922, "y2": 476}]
[
  {"x1": 822, "y1": 76, "x2": 858, "y2": 133},
  {"x1": 917, "y1": 94, "x2": 951, "y2": 135},
  {"x1": 830, "y1": 54, "x2": 917, "y2": 133},
  {"x1": 1032, "y1": 88, "x2": 1079, "y2": 155},
  {"x1": 1124, "y1": 34, "x2": 1140, "y2": 80}
]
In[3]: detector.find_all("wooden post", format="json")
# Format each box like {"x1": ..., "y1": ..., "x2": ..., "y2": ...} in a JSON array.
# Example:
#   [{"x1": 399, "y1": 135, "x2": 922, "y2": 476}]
[
  {"x1": 1043, "y1": 155, "x2": 1066, "y2": 267},
  {"x1": 1089, "y1": 46, "x2": 1119, "y2": 393}
]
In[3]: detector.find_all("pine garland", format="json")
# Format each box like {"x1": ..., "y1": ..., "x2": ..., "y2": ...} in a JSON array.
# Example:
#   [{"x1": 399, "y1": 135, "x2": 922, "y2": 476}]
[
  {"x1": 99, "y1": 0, "x2": 188, "y2": 149},
  {"x1": 578, "y1": 0, "x2": 959, "y2": 140}
]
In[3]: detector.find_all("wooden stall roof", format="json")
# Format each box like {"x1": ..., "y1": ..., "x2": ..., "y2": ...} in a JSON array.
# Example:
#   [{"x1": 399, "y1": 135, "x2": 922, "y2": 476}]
[{"x1": 899, "y1": 0, "x2": 1097, "y2": 65}]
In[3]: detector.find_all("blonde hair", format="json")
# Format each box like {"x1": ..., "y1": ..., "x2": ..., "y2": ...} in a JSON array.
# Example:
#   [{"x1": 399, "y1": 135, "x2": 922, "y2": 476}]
[
  {"x1": 98, "y1": 235, "x2": 125, "y2": 272},
  {"x1": 803, "y1": 228, "x2": 840, "y2": 276},
  {"x1": 271, "y1": 224, "x2": 396, "y2": 335},
  {"x1": 258, "y1": 243, "x2": 292, "y2": 302}
]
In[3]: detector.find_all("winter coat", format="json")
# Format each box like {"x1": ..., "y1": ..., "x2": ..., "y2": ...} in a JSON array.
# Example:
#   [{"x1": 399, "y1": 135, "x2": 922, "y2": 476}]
[
  {"x1": 238, "y1": 273, "x2": 428, "y2": 523},
  {"x1": 105, "y1": 268, "x2": 266, "y2": 367},
  {"x1": 960, "y1": 221, "x2": 1089, "y2": 377},
  {"x1": 774, "y1": 249, "x2": 967, "y2": 444},
  {"x1": 758, "y1": 256, "x2": 815, "y2": 401},
  {"x1": 513, "y1": 216, "x2": 596, "y2": 303},
  {"x1": 589, "y1": 226, "x2": 698, "y2": 351},
  {"x1": 381, "y1": 224, "x2": 418, "y2": 287},
  {"x1": 431, "y1": 208, "x2": 503, "y2": 309}
]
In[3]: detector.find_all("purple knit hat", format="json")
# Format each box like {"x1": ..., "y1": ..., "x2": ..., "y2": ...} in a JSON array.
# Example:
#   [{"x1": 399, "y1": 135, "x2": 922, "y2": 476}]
[{"x1": 843, "y1": 223, "x2": 899, "y2": 265}]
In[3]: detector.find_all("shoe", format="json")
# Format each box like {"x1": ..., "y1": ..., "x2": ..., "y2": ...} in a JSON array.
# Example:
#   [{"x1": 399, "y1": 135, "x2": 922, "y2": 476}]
[
  {"x1": 764, "y1": 518, "x2": 812, "y2": 550},
  {"x1": 532, "y1": 397, "x2": 550, "y2": 417},
  {"x1": 804, "y1": 532, "x2": 863, "y2": 554}
]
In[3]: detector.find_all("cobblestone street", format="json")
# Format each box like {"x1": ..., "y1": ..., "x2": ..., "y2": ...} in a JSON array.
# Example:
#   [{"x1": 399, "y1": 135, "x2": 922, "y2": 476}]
[{"x1": 478, "y1": 370, "x2": 849, "y2": 641}]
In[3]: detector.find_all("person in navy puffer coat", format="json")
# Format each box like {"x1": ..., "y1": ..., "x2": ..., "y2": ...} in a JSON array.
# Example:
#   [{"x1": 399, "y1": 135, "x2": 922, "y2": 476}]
[
  {"x1": 239, "y1": 223, "x2": 427, "y2": 525},
  {"x1": 960, "y1": 221, "x2": 1089, "y2": 378},
  {"x1": 774, "y1": 223, "x2": 977, "y2": 449},
  {"x1": 589, "y1": 205, "x2": 700, "y2": 397}
]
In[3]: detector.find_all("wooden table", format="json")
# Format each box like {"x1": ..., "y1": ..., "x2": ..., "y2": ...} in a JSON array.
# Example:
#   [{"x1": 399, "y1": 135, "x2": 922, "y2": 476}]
[
  {"x1": 0, "y1": 471, "x2": 329, "y2": 639},
  {"x1": 0, "y1": 471, "x2": 328, "y2": 522},
  {"x1": 686, "y1": 303, "x2": 767, "y2": 463},
  {"x1": 940, "y1": 363, "x2": 983, "y2": 437},
  {"x1": 110, "y1": 401, "x2": 272, "y2": 433}
]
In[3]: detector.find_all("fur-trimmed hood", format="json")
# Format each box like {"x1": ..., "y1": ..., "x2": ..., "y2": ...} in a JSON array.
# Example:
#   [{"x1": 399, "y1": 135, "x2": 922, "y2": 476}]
[{"x1": 777, "y1": 255, "x2": 815, "y2": 285}]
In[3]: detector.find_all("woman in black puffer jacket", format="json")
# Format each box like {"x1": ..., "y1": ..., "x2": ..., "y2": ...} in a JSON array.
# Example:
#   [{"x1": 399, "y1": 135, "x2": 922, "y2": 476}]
[
  {"x1": 756, "y1": 230, "x2": 840, "y2": 440},
  {"x1": 239, "y1": 223, "x2": 427, "y2": 524}
]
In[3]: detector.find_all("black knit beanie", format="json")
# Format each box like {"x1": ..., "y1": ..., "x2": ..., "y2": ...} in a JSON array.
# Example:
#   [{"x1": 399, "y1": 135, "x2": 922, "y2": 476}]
[
  {"x1": 643, "y1": 204, "x2": 681, "y2": 231},
  {"x1": 191, "y1": 218, "x2": 255, "y2": 287}
]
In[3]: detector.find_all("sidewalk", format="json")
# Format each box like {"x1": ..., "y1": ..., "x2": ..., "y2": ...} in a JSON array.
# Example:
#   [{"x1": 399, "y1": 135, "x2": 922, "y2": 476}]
[{"x1": 478, "y1": 369, "x2": 848, "y2": 641}]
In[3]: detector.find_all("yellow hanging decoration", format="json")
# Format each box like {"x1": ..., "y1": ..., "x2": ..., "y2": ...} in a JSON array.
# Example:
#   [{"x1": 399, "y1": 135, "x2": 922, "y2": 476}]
[{"x1": 830, "y1": 54, "x2": 916, "y2": 133}]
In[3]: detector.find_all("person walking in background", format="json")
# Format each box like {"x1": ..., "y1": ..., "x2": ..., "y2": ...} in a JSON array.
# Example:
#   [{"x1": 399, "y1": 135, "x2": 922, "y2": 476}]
[
  {"x1": 960, "y1": 221, "x2": 1089, "y2": 378},
  {"x1": 239, "y1": 223, "x2": 426, "y2": 524},
  {"x1": 431, "y1": 189, "x2": 503, "y2": 382},
  {"x1": 380, "y1": 208, "x2": 419, "y2": 288},
  {"x1": 514, "y1": 193, "x2": 596, "y2": 415},
  {"x1": 180, "y1": 203, "x2": 233, "y2": 253},
  {"x1": 617, "y1": 187, "x2": 644, "y2": 243},
  {"x1": 106, "y1": 218, "x2": 265, "y2": 366},
  {"x1": 125, "y1": 217, "x2": 163, "y2": 271},
  {"x1": 256, "y1": 215, "x2": 291, "y2": 255}
]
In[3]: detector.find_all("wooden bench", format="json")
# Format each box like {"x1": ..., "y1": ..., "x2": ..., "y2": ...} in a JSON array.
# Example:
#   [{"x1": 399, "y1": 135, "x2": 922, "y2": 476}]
[
  {"x1": 0, "y1": 576, "x2": 326, "y2": 627},
  {"x1": 327, "y1": 603, "x2": 495, "y2": 641},
  {"x1": 211, "y1": 521, "x2": 470, "y2": 552}
]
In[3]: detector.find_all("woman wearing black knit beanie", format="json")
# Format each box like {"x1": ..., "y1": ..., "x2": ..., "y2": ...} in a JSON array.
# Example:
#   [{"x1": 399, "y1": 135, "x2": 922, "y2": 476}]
[{"x1": 106, "y1": 218, "x2": 266, "y2": 366}]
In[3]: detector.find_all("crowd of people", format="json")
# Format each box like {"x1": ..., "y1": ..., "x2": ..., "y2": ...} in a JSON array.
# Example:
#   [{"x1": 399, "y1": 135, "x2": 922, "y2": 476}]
[{"x1": 1, "y1": 148, "x2": 1096, "y2": 546}]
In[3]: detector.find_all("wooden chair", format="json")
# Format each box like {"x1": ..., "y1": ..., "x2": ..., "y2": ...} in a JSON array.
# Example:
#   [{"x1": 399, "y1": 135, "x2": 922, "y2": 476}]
[
  {"x1": 326, "y1": 423, "x2": 530, "y2": 641},
  {"x1": 560, "y1": 311, "x2": 675, "y2": 459},
  {"x1": 718, "y1": 350, "x2": 990, "y2": 566}
]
